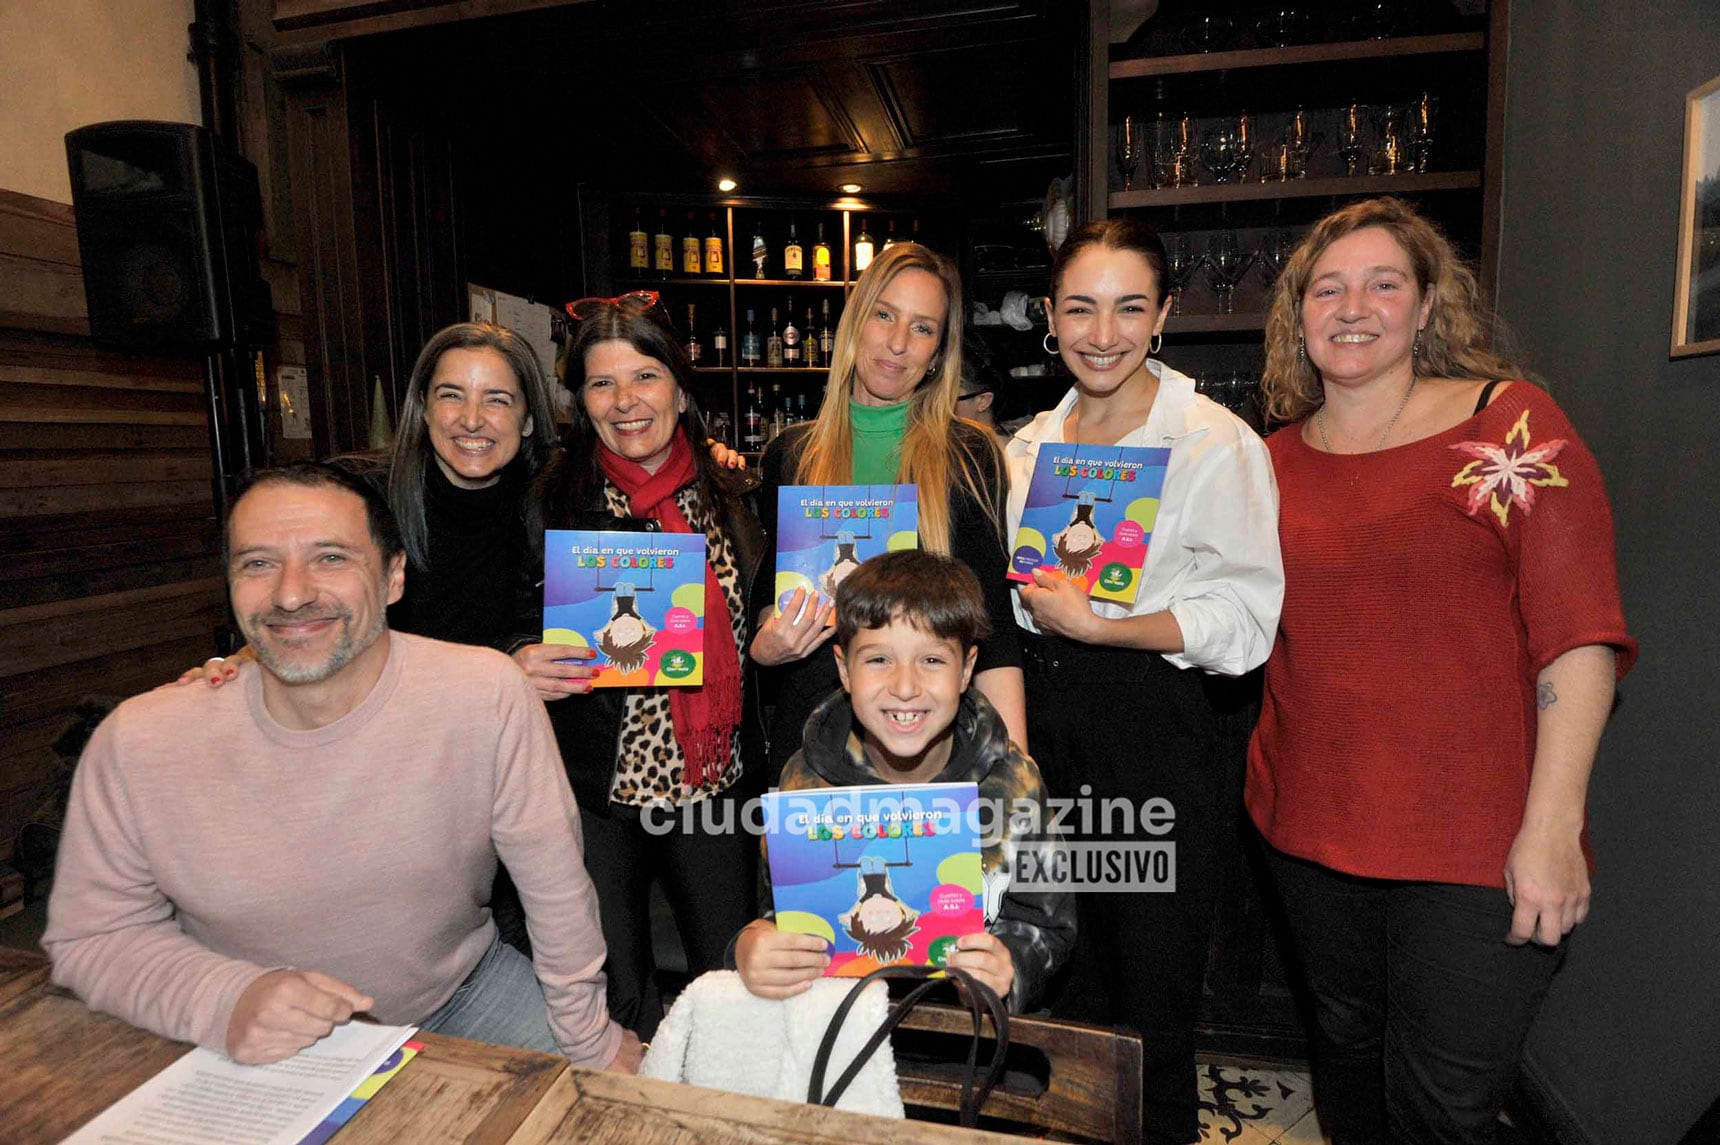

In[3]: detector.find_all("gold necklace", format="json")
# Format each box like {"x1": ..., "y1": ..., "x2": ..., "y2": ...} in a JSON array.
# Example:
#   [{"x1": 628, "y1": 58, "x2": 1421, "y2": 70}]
[{"x1": 1317, "y1": 375, "x2": 1418, "y2": 454}]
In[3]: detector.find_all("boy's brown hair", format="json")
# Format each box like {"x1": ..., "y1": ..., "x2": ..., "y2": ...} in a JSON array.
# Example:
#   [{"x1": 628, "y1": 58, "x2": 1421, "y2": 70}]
[{"x1": 833, "y1": 549, "x2": 990, "y2": 651}]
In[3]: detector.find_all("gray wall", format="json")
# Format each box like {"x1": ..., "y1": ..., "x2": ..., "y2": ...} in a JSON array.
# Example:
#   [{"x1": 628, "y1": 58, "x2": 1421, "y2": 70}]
[{"x1": 1498, "y1": 3, "x2": 1720, "y2": 1142}]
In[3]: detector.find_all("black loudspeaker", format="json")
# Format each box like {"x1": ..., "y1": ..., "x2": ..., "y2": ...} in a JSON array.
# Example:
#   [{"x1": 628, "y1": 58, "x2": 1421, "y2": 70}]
[{"x1": 65, "y1": 121, "x2": 271, "y2": 350}]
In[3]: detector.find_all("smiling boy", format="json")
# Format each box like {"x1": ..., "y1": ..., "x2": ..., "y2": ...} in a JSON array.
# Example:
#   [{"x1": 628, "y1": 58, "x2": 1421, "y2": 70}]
[{"x1": 734, "y1": 551, "x2": 1074, "y2": 1011}]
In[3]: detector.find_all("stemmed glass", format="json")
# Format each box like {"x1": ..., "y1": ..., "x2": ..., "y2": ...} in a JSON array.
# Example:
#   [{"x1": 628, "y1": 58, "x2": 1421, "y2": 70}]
[
  {"x1": 1200, "y1": 126, "x2": 1244, "y2": 185},
  {"x1": 1410, "y1": 91, "x2": 1438, "y2": 173},
  {"x1": 1257, "y1": 230, "x2": 1296, "y2": 287},
  {"x1": 1205, "y1": 233, "x2": 1256, "y2": 315},
  {"x1": 1340, "y1": 101, "x2": 1368, "y2": 176},
  {"x1": 1284, "y1": 106, "x2": 1317, "y2": 179},
  {"x1": 1234, "y1": 112, "x2": 1257, "y2": 183},
  {"x1": 1116, "y1": 115, "x2": 1142, "y2": 192},
  {"x1": 1164, "y1": 235, "x2": 1199, "y2": 316},
  {"x1": 1371, "y1": 105, "x2": 1407, "y2": 175}
]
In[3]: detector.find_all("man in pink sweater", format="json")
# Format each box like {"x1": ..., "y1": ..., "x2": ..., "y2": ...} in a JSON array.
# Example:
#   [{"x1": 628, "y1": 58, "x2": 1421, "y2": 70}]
[{"x1": 44, "y1": 463, "x2": 640, "y2": 1072}]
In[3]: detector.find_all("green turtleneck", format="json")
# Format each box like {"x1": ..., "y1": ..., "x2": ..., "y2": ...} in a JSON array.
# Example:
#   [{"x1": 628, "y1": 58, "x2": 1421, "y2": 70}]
[{"x1": 848, "y1": 398, "x2": 909, "y2": 484}]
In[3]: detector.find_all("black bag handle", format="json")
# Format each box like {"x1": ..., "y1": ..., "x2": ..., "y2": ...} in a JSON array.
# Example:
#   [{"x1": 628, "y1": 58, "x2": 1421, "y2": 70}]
[{"x1": 808, "y1": 964, "x2": 1011, "y2": 1128}]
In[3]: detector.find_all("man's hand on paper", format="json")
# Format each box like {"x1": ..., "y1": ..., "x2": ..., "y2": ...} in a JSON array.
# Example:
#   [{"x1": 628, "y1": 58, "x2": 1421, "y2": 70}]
[
  {"x1": 603, "y1": 1027, "x2": 644, "y2": 1074},
  {"x1": 226, "y1": 969, "x2": 374, "y2": 1065}
]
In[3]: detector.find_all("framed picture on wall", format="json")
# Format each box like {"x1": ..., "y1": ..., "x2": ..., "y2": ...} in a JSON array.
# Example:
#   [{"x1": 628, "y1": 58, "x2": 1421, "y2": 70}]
[{"x1": 1672, "y1": 73, "x2": 1720, "y2": 358}]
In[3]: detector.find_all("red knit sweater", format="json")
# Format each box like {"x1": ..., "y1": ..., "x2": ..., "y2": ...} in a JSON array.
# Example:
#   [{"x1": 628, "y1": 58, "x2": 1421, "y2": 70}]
[{"x1": 1246, "y1": 382, "x2": 1638, "y2": 888}]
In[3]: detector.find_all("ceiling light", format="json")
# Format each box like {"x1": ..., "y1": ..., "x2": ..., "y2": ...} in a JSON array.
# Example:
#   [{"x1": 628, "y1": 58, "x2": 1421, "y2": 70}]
[
  {"x1": 717, "y1": 177, "x2": 737, "y2": 192},
  {"x1": 840, "y1": 183, "x2": 863, "y2": 194}
]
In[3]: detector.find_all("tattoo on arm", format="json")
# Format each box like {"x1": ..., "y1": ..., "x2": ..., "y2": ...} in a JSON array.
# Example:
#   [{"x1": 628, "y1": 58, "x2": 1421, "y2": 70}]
[{"x1": 1537, "y1": 681, "x2": 1559, "y2": 710}]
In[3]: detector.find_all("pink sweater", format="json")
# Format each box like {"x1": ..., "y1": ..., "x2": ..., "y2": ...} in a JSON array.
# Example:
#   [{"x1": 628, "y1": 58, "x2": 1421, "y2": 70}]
[{"x1": 43, "y1": 631, "x2": 622, "y2": 1068}]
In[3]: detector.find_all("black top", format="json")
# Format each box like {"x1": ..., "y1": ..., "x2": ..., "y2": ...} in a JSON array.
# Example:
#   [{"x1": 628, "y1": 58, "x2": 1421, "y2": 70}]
[
  {"x1": 390, "y1": 458, "x2": 532, "y2": 651},
  {"x1": 749, "y1": 421, "x2": 1022, "y2": 780}
]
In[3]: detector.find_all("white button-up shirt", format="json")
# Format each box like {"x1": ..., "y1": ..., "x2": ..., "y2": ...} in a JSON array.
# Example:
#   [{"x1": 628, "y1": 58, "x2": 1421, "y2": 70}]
[{"x1": 1004, "y1": 361, "x2": 1284, "y2": 676}]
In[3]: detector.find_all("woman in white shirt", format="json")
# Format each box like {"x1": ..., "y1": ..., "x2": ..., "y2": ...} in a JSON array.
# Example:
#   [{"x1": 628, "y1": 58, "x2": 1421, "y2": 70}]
[{"x1": 1009, "y1": 217, "x2": 1283, "y2": 1145}]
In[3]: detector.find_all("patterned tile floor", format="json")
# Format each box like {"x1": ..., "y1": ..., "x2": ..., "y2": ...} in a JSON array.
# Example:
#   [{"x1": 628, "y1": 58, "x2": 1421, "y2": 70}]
[{"x1": 1197, "y1": 1059, "x2": 1327, "y2": 1145}]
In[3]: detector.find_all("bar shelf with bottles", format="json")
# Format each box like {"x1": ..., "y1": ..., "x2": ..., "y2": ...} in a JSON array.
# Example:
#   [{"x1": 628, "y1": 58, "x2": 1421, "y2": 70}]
[{"x1": 606, "y1": 196, "x2": 941, "y2": 454}]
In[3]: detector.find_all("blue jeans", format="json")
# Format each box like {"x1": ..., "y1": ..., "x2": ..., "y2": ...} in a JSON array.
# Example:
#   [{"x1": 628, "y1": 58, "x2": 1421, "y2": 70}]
[{"x1": 418, "y1": 935, "x2": 558, "y2": 1054}]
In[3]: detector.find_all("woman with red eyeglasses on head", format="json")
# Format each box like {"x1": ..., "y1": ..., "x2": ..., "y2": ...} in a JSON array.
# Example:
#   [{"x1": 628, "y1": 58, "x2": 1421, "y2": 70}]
[
  {"x1": 744, "y1": 243, "x2": 1026, "y2": 782},
  {"x1": 508, "y1": 292, "x2": 764, "y2": 1042}
]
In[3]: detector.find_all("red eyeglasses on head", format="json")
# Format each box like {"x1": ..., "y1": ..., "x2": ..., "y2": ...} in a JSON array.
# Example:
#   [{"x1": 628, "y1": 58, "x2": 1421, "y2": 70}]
[{"x1": 565, "y1": 291, "x2": 661, "y2": 321}]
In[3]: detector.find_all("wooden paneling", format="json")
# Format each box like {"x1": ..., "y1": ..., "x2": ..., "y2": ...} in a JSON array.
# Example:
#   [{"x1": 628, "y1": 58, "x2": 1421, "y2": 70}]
[{"x1": 0, "y1": 190, "x2": 224, "y2": 862}]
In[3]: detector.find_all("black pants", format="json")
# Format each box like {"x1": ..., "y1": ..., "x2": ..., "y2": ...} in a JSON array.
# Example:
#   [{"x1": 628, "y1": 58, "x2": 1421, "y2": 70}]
[
  {"x1": 1023, "y1": 631, "x2": 1227, "y2": 1145},
  {"x1": 580, "y1": 785, "x2": 758, "y2": 1041},
  {"x1": 1262, "y1": 844, "x2": 1565, "y2": 1145}
]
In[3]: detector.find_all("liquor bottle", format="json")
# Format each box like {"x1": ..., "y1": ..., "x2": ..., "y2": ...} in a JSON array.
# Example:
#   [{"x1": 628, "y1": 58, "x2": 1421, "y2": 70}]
[
  {"x1": 812, "y1": 223, "x2": 832, "y2": 282},
  {"x1": 853, "y1": 217, "x2": 875, "y2": 273},
  {"x1": 802, "y1": 306, "x2": 820, "y2": 368},
  {"x1": 743, "y1": 384, "x2": 764, "y2": 451},
  {"x1": 769, "y1": 383, "x2": 787, "y2": 441},
  {"x1": 741, "y1": 309, "x2": 761, "y2": 367},
  {"x1": 703, "y1": 212, "x2": 724, "y2": 276},
  {"x1": 711, "y1": 316, "x2": 729, "y2": 367},
  {"x1": 819, "y1": 298, "x2": 834, "y2": 362},
  {"x1": 766, "y1": 307, "x2": 784, "y2": 367},
  {"x1": 681, "y1": 210, "x2": 701, "y2": 276},
  {"x1": 628, "y1": 206, "x2": 649, "y2": 273},
  {"x1": 910, "y1": 218, "x2": 923, "y2": 248},
  {"x1": 795, "y1": 392, "x2": 808, "y2": 423},
  {"x1": 685, "y1": 304, "x2": 702, "y2": 365},
  {"x1": 751, "y1": 222, "x2": 767, "y2": 279},
  {"x1": 783, "y1": 222, "x2": 803, "y2": 280},
  {"x1": 882, "y1": 218, "x2": 897, "y2": 250},
  {"x1": 653, "y1": 209, "x2": 674, "y2": 276},
  {"x1": 782, "y1": 295, "x2": 801, "y2": 366}
]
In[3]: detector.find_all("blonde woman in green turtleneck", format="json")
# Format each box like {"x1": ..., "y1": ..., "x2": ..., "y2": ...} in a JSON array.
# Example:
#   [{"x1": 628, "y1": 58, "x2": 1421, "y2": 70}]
[{"x1": 747, "y1": 242, "x2": 1025, "y2": 783}]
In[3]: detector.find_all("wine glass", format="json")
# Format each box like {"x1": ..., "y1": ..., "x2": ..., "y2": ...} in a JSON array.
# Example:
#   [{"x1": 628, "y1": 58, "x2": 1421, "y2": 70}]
[
  {"x1": 1284, "y1": 106, "x2": 1318, "y2": 179},
  {"x1": 1257, "y1": 229, "x2": 1297, "y2": 287},
  {"x1": 1410, "y1": 91, "x2": 1438, "y2": 173},
  {"x1": 1205, "y1": 233, "x2": 1256, "y2": 315},
  {"x1": 1164, "y1": 235, "x2": 1199, "y2": 316},
  {"x1": 1200, "y1": 126, "x2": 1243, "y2": 185},
  {"x1": 1234, "y1": 112, "x2": 1257, "y2": 183},
  {"x1": 1371, "y1": 105, "x2": 1407, "y2": 175},
  {"x1": 1182, "y1": 14, "x2": 1235, "y2": 52},
  {"x1": 1340, "y1": 101, "x2": 1368, "y2": 176},
  {"x1": 1116, "y1": 115, "x2": 1142, "y2": 192}
]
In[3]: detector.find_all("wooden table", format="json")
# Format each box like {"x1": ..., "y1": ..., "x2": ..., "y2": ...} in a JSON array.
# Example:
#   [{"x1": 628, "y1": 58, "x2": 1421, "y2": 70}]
[{"x1": 0, "y1": 948, "x2": 1019, "y2": 1143}]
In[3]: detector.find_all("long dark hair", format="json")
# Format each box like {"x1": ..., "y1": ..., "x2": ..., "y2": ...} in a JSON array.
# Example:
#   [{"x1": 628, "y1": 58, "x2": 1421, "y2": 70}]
[
  {"x1": 388, "y1": 322, "x2": 559, "y2": 567},
  {"x1": 1049, "y1": 217, "x2": 1169, "y2": 305},
  {"x1": 540, "y1": 297, "x2": 720, "y2": 525}
]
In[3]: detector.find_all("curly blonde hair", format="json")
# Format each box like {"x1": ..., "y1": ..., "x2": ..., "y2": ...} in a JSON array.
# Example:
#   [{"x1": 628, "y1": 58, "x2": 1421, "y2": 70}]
[{"x1": 1259, "y1": 197, "x2": 1521, "y2": 425}]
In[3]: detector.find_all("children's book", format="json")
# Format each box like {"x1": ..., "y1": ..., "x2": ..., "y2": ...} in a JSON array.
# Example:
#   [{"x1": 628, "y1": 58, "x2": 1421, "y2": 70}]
[
  {"x1": 1006, "y1": 443, "x2": 1172, "y2": 604},
  {"x1": 542, "y1": 530, "x2": 709, "y2": 687},
  {"x1": 773, "y1": 484, "x2": 918, "y2": 615},
  {"x1": 762, "y1": 781, "x2": 983, "y2": 976},
  {"x1": 297, "y1": 1040, "x2": 424, "y2": 1145}
]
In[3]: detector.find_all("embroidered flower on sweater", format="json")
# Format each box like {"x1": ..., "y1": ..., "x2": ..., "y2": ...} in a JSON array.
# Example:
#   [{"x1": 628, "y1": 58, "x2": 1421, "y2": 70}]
[{"x1": 1450, "y1": 408, "x2": 1568, "y2": 527}]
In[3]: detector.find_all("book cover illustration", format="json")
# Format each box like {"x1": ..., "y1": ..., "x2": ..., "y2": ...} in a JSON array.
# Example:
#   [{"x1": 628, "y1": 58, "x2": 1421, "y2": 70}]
[
  {"x1": 762, "y1": 782, "x2": 983, "y2": 976},
  {"x1": 1006, "y1": 444, "x2": 1171, "y2": 603},
  {"x1": 296, "y1": 1040, "x2": 423, "y2": 1145},
  {"x1": 542, "y1": 530, "x2": 709, "y2": 688},
  {"x1": 773, "y1": 484, "x2": 918, "y2": 615}
]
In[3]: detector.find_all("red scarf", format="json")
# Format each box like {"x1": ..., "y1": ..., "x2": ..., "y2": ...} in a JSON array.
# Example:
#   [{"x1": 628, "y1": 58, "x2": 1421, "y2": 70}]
[{"x1": 596, "y1": 430, "x2": 741, "y2": 787}]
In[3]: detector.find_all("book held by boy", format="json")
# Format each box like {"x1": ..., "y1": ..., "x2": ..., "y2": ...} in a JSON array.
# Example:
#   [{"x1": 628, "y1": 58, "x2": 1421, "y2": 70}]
[
  {"x1": 543, "y1": 530, "x2": 708, "y2": 687},
  {"x1": 773, "y1": 485, "x2": 918, "y2": 615},
  {"x1": 63, "y1": 1020, "x2": 417, "y2": 1145},
  {"x1": 1006, "y1": 444, "x2": 1171, "y2": 603},
  {"x1": 762, "y1": 781, "x2": 983, "y2": 976}
]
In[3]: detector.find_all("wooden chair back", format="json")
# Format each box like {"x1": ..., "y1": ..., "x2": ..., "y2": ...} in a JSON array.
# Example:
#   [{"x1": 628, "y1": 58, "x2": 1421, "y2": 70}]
[{"x1": 892, "y1": 1002, "x2": 1142, "y2": 1144}]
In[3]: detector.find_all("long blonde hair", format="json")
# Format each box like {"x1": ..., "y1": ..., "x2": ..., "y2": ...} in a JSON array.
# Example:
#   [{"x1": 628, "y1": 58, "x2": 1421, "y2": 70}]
[
  {"x1": 1260, "y1": 197, "x2": 1522, "y2": 425},
  {"x1": 796, "y1": 243, "x2": 999, "y2": 554}
]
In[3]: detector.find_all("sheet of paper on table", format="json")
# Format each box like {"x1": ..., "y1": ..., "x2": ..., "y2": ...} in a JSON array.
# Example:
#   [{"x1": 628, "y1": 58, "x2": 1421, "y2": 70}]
[{"x1": 62, "y1": 1020, "x2": 417, "y2": 1145}]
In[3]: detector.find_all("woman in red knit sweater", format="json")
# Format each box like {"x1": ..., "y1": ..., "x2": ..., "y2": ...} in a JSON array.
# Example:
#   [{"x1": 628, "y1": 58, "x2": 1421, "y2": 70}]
[{"x1": 1248, "y1": 197, "x2": 1637, "y2": 1144}]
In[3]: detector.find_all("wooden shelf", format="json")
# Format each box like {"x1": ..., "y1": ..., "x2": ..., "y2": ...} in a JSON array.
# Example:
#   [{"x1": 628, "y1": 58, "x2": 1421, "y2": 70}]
[
  {"x1": 1109, "y1": 169, "x2": 1481, "y2": 210},
  {"x1": 1109, "y1": 32, "x2": 1484, "y2": 80},
  {"x1": 1165, "y1": 312, "x2": 1265, "y2": 334},
  {"x1": 614, "y1": 276, "x2": 728, "y2": 287},
  {"x1": 734, "y1": 278, "x2": 846, "y2": 288},
  {"x1": 736, "y1": 366, "x2": 830, "y2": 373}
]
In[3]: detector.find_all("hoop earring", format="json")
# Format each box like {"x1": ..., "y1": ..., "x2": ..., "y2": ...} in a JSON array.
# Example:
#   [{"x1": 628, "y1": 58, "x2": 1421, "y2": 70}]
[
  {"x1": 1149, "y1": 332, "x2": 1163, "y2": 356},
  {"x1": 1042, "y1": 332, "x2": 1060, "y2": 356},
  {"x1": 926, "y1": 355, "x2": 941, "y2": 378},
  {"x1": 1413, "y1": 329, "x2": 1424, "y2": 357}
]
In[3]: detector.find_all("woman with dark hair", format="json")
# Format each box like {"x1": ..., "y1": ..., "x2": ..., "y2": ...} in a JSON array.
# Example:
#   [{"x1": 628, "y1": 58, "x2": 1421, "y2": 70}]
[
  {"x1": 748, "y1": 242, "x2": 1026, "y2": 780},
  {"x1": 510, "y1": 292, "x2": 763, "y2": 1041},
  {"x1": 1009, "y1": 217, "x2": 1283, "y2": 1145},
  {"x1": 1249, "y1": 197, "x2": 1635, "y2": 1144}
]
